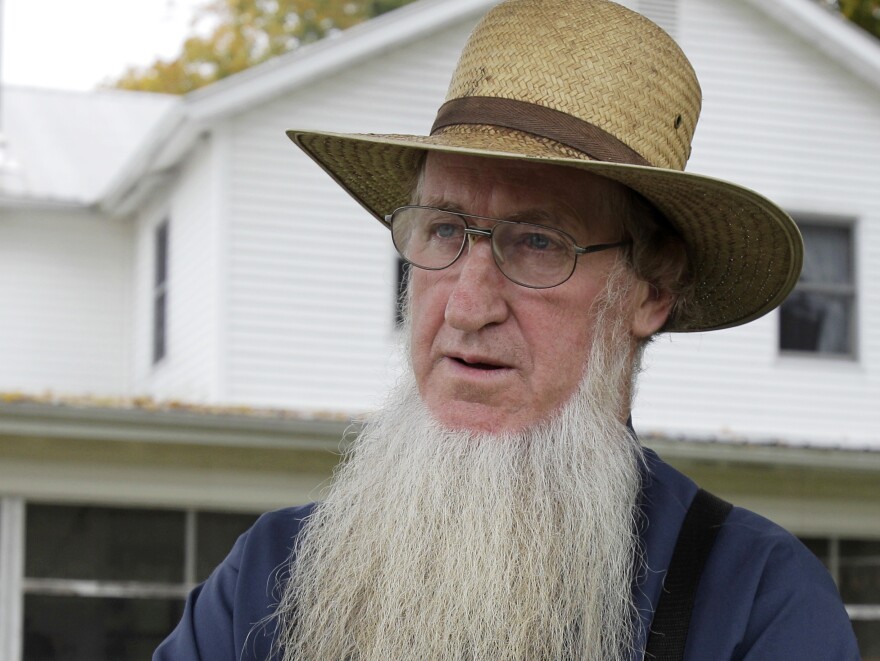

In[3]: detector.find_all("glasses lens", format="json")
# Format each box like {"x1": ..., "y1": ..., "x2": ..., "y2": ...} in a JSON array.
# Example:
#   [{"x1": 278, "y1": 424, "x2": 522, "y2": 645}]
[
  {"x1": 493, "y1": 222, "x2": 577, "y2": 288},
  {"x1": 391, "y1": 208, "x2": 466, "y2": 269}
]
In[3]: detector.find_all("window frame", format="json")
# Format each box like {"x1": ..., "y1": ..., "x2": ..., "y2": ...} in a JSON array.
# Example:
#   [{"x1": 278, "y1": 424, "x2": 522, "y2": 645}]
[
  {"x1": 22, "y1": 506, "x2": 194, "y2": 601},
  {"x1": 800, "y1": 534, "x2": 880, "y2": 656},
  {"x1": 778, "y1": 215, "x2": 858, "y2": 361},
  {"x1": 153, "y1": 220, "x2": 170, "y2": 365},
  {"x1": 0, "y1": 500, "x2": 259, "y2": 660}
]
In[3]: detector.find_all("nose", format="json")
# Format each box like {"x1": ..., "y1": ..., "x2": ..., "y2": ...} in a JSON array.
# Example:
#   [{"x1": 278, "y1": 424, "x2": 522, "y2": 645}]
[{"x1": 444, "y1": 233, "x2": 510, "y2": 332}]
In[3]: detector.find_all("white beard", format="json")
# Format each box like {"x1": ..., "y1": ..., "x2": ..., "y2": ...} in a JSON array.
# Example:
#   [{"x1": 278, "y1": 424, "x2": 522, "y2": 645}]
[{"x1": 272, "y1": 268, "x2": 646, "y2": 661}]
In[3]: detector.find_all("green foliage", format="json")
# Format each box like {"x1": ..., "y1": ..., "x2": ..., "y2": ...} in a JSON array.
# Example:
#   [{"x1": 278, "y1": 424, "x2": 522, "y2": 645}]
[
  {"x1": 838, "y1": 0, "x2": 880, "y2": 38},
  {"x1": 112, "y1": 0, "x2": 416, "y2": 94},
  {"x1": 369, "y1": 0, "x2": 414, "y2": 15},
  {"x1": 820, "y1": 0, "x2": 880, "y2": 39}
]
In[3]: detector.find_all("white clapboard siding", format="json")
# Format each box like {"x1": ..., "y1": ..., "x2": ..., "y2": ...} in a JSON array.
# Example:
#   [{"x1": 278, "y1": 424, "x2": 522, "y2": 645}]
[
  {"x1": 131, "y1": 140, "x2": 221, "y2": 402},
  {"x1": 221, "y1": 22, "x2": 476, "y2": 412},
  {"x1": 638, "y1": 0, "x2": 678, "y2": 36},
  {"x1": 0, "y1": 209, "x2": 130, "y2": 395},
  {"x1": 634, "y1": 0, "x2": 880, "y2": 448}
]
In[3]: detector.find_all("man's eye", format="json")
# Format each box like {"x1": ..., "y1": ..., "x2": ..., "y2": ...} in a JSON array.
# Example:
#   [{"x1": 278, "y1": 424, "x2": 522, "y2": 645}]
[
  {"x1": 525, "y1": 233, "x2": 549, "y2": 250},
  {"x1": 522, "y1": 231, "x2": 562, "y2": 251},
  {"x1": 430, "y1": 223, "x2": 462, "y2": 240}
]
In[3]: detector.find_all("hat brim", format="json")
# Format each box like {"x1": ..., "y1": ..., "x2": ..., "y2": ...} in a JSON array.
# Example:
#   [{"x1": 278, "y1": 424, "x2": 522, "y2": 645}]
[{"x1": 287, "y1": 128, "x2": 803, "y2": 333}]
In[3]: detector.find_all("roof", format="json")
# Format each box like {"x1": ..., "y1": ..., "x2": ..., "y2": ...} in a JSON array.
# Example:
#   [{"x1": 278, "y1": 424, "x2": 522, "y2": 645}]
[
  {"x1": 639, "y1": 429, "x2": 880, "y2": 467},
  {"x1": 742, "y1": 0, "x2": 880, "y2": 90},
  {"x1": 0, "y1": 392, "x2": 353, "y2": 450},
  {"x1": 0, "y1": 86, "x2": 178, "y2": 207}
]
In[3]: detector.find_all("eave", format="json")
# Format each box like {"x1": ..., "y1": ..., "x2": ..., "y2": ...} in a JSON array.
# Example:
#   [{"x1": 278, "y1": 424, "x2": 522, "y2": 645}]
[{"x1": 0, "y1": 397, "x2": 353, "y2": 451}]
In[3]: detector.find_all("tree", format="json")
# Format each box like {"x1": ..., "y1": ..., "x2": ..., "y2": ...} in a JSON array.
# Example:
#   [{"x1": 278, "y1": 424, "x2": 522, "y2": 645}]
[
  {"x1": 840, "y1": 0, "x2": 880, "y2": 38},
  {"x1": 112, "y1": 0, "x2": 416, "y2": 94},
  {"x1": 819, "y1": 0, "x2": 880, "y2": 40}
]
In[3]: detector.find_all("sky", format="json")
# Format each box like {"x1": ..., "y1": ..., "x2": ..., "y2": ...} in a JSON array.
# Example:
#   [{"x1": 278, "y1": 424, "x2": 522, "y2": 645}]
[{"x1": 1, "y1": 0, "x2": 207, "y2": 91}]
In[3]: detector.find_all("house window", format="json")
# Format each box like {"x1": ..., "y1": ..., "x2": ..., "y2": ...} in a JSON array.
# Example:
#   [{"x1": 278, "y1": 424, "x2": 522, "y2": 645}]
[
  {"x1": 802, "y1": 536, "x2": 880, "y2": 659},
  {"x1": 779, "y1": 221, "x2": 855, "y2": 357},
  {"x1": 21, "y1": 503, "x2": 257, "y2": 660},
  {"x1": 153, "y1": 221, "x2": 170, "y2": 364}
]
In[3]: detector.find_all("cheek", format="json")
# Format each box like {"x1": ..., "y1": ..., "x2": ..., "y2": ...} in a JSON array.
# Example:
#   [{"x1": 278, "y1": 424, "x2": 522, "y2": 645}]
[
  {"x1": 531, "y1": 310, "x2": 591, "y2": 382},
  {"x1": 408, "y1": 273, "x2": 447, "y2": 370},
  {"x1": 526, "y1": 290, "x2": 603, "y2": 393}
]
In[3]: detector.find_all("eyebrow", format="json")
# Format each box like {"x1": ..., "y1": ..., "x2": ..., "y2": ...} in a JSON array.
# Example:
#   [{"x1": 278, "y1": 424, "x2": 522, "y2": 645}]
[{"x1": 417, "y1": 199, "x2": 586, "y2": 240}]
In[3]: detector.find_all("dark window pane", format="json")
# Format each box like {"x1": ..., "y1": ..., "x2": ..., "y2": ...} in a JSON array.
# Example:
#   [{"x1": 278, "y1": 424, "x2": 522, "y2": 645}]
[
  {"x1": 780, "y1": 291, "x2": 852, "y2": 354},
  {"x1": 24, "y1": 595, "x2": 183, "y2": 661},
  {"x1": 153, "y1": 291, "x2": 167, "y2": 363},
  {"x1": 799, "y1": 537, "x2": 830, "y2": 570},
  {"x1": 839, "y1": 539, "x2": 880, "y2": 605},
  {"x1": 155, "y1": 222, "x2": 169, "y2": 287},
  {"x1": 196, "y1": 511, "x2": 259, "y2": 581},
  {"x1": 153, "y1": 221, "x2": 170, "y2": 364},
  {"x1": 799, "y1": 224, "x2": 852, "y2": 285},
  {"x1": 780, "y1": 221, "x2": 854, "y2": 356},
  {"x1": 852, "y1": 620, "x2": 880, "y2": 661},
  {"x1": 26, "y1": 505, "x2": 185, "y2": 582}
]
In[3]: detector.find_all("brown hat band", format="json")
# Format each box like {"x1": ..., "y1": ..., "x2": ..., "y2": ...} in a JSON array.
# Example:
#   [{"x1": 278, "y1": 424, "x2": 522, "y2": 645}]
[{"x1": 431, "y1": 96, "x2": 651, "y2": 167}]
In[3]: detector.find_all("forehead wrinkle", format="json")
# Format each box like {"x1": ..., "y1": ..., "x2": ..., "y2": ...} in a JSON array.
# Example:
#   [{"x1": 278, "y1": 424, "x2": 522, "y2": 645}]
[{"x1": 416, "y1": 195, "x2": 465, "y2": 214}]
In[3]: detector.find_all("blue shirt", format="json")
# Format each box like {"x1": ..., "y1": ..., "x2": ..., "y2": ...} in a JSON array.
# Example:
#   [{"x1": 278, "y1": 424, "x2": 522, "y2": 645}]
[{"x1": 154, "y1": 449, "x2": 859, "y2": 660}]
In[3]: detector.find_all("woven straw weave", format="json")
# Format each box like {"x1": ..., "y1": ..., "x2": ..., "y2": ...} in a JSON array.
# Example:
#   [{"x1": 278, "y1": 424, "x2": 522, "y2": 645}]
[{"x1": 446, "y1": 0, "x2": 701, "y2": 170}]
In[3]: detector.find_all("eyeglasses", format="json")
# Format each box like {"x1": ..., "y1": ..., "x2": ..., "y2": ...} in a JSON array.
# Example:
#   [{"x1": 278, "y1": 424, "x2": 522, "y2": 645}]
[{"x1": 386, "y1": 206, "x2": 631, "y2": 289}]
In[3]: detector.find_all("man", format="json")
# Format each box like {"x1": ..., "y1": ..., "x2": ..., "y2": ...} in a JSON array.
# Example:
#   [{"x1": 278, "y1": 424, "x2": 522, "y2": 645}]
[{"x1": 156, "y1": 0, "x2": 859, "y2": 659}]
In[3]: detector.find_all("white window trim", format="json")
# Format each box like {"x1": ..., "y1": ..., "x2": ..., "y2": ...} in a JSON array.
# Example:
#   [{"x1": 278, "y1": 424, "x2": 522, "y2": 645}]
[{"x1": 0, "y1": 497, "x2": 24, "y2": 661}]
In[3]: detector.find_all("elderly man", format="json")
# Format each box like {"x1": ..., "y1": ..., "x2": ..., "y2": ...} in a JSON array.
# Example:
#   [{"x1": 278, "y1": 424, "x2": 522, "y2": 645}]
[{"x1": 156, "y1": 0, "x2": 859, "y2": 659}]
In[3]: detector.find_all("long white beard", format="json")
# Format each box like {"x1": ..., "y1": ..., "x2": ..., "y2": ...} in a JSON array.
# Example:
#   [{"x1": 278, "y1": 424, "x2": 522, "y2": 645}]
[{"x1": 272, "y1": 269, "x2": 646, "y2": 661}]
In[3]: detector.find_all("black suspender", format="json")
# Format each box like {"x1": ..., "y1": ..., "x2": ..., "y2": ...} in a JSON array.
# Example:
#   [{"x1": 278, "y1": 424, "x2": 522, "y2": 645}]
[{"x1": 643, "y1": 489, "x2": 733, "y2": 661}]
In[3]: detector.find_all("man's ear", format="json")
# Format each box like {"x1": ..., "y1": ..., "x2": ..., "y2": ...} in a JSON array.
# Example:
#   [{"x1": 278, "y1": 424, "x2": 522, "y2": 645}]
[{"x1": 630, "y1": 281, "x2": 675, "y2": 339}]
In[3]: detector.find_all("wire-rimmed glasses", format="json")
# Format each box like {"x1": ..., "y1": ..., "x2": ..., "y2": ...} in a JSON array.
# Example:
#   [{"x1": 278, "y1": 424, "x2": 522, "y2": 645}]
[{"x1": 386, "y1": 205, "x2": 631, "y2": 289}]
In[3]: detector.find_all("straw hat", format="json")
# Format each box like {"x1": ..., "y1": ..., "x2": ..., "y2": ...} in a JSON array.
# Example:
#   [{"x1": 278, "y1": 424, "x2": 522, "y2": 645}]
[{"x1": 287, "y1": 0, "x2": 802, "y2": 332}]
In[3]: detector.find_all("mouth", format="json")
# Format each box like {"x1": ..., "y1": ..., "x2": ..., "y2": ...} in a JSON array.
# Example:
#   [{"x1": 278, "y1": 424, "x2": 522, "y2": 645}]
[{"x1": 449, "y1": 356, "x2": 507, "y2": 371}]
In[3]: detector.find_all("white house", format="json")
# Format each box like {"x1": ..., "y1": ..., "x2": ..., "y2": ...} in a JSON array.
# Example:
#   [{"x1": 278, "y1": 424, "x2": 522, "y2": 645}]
[{"x1": 1, "y1": 0, "x2": 879, "y2": 657}]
